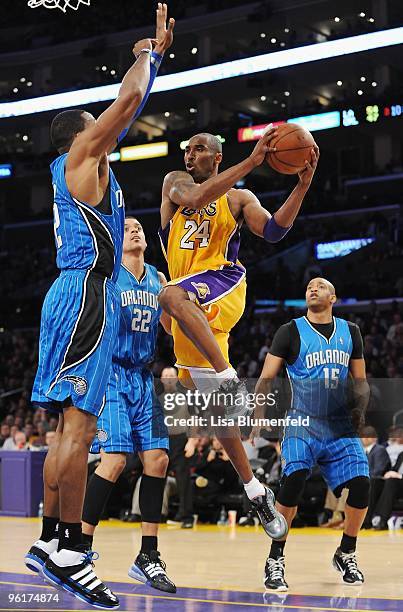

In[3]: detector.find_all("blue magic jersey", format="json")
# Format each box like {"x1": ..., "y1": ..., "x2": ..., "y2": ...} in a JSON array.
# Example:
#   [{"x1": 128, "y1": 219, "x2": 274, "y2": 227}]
[
  {"x1": 286, "y1": 316, "x2": 353, "y2": 437},
  {"x1": 114, "y1": 263, "x2": 162, "y2": 367},
  {"x1": 50, "y1": 153, "x2": 125, "y2": 282}
]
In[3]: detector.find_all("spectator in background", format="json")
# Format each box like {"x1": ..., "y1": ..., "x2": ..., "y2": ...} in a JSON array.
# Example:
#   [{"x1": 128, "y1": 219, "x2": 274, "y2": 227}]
[
  {"x1": 192, "y1": 438, "x2": 241, "y2": 511},
  {"x1": 361, "y1": 426, "x2": 392, "y2": 528},
  {"x1": 45, "y1": 431, "x2": 56, "y2": 448},
  {"x1": 2, "y1": 425, "x2": 20, "y2": 450},
  {"x1": 0, "y1": 423, "x2": 11, "y2": 447},
  {"x1": 161, "y1": 366, "x2": 195, "y2": 529},
  {"x1": 386, "y1": 313, "x2": 402, "y2": 343},
  {"x1": 4, "y1": 431, "x2": 28, "y2": 451},
  {"x1": 370, "y1": 450, "x2": 403, "y2": 530},
  {"x1": 361, "y1": 426, "x2": 391, "y2": 477},
  {"x1": 30, "y1": 421, "x2": 48, "y2": 447},
  {"x1": 24, "y1": 422, "x2": 35, "y2": 444},
  {"x1": 385, "y1": 427, "x2": 403, "y2": 465}
]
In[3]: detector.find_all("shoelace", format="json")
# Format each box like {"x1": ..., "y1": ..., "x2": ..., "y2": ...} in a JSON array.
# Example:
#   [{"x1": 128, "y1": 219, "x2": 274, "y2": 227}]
[
  {"x1": 267, "y1": 557, "x2": 285, "y2": 581},
  {"x1": 80, "y1": 550, "x2": 100, "y2": 567},
  {"x1": 340, "y1": 552, "x2": 361, "y2": 576}
]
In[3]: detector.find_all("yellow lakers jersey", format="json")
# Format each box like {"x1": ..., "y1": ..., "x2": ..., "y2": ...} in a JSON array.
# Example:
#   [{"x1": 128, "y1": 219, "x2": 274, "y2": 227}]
[{"x1": 158, "y1": 193, "x2": 242, "y2": 280}]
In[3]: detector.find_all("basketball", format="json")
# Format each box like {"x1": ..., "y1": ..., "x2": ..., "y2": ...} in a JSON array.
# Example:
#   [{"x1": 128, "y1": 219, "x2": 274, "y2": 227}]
[{"x1": 267, "y1": 123, "x2": 316, "y2": 174}]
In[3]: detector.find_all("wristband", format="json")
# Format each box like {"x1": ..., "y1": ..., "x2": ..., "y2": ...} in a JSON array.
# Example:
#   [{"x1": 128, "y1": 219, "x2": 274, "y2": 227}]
[
  {"x1": 136, "y1": 48, "x2": 151, "y2": 59},
  {"x1": 151, "y1": 51, "x2": 163, "y2": 70},
  {"x1": 263, "y1": 216, "x2": 292, "y2": 243}
]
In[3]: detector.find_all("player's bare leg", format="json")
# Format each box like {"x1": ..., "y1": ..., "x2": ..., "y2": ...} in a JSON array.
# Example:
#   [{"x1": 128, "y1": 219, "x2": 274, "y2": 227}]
[
  {"x1": 25, "y1": 414, "x2": 63, "y2": 573},
  {"x1": 343, "y1": 503, "x2": 367, "y2": 536},
  {"x1": 159, "y1": 285, "x2": 228, "y2": 372},
  {"x1": 57, "y1": 406, "x2": 97, "y2": 525},
  {"x1": 44, "y1": 414, "x2": 63, "y2": 518},
  {"x1": 332, "y1": 501, "x2": 367, "y2": 585},
  {"x1": 129, "y1": 449, "x2": 176, "y2": 593}
]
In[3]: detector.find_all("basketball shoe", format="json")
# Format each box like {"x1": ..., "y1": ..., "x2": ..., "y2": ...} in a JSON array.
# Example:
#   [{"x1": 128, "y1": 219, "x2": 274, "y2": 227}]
[
  {"x1": 25, "y1": 538, "x2": 58, "y2": 573},
  {"x1": 250, "y1": 487, "x2": 288, "y2": 540},
  {"x1": 264, "y1": 556, "x2": 288, "y2": 591},
  {"x1": 217, "y1": 377, "x2": 250, "y2": 419},
  {"x1": 42, "y1": 547, "x2": 119, "y2": 609},
  {"x1": 332, "y1": 547, "x2": 364, "y2": 585},
  {"x1": 128, "y1": 550, "x2": 176, "y2": 593}
]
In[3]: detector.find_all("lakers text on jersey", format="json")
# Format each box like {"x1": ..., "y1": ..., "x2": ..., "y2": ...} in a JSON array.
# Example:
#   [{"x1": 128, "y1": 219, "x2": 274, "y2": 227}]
[{"x1": 158, "y1": 193, "x2": 246, "y2": 384}]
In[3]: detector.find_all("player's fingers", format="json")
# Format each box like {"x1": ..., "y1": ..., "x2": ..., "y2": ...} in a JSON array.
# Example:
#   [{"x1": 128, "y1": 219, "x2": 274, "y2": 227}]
[
  {"x1": 268, "y1": 146, "x2": 277, "y2": 152},
  {"x1": 167, "y1": 17, "x2": 175, "y2": 33}
]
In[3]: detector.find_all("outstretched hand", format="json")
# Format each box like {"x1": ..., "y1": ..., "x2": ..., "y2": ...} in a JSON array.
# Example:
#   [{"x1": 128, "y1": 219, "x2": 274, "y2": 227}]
[
  {"x1": 249, "y1": 125, "x2": 278, "y2": 167},
  {"x1": 297, "y1": 144, "x2": 320, "y2": 189},
  {"x1": 154, "y1": 2, "x2": 175, "y2": 56}
]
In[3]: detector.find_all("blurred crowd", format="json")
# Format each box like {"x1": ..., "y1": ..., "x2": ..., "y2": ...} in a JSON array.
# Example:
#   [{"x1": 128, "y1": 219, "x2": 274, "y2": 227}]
[{"x1": 1, "y1": 0, "x2": 390, "y2": 56}]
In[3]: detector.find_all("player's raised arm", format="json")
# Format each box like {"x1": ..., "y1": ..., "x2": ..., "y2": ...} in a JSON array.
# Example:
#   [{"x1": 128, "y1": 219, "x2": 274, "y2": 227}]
[
  {"x1": 68, "y1": 40, "x2": 152, "y2": 164},
  {"x1": 69, "y1": 4, "x2": 175, "y2": 162},
  {"x1": 239, "y1": 144, "x2": 319, "y2": 242},
  {"x1": 164, "y1": 128, "x2": 278, "y2": 211}
]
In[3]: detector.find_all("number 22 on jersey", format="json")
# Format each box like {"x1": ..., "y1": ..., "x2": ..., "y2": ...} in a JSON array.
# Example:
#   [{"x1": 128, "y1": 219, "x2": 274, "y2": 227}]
[{"x1": 132, "y1": 308, "x2": 152, "y2": 333}]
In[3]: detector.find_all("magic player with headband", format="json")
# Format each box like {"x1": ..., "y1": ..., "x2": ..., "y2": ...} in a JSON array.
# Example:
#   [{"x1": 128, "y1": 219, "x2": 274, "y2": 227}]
[{"x1": 25, "y1": 5, "x2": 174, "y2": 609}]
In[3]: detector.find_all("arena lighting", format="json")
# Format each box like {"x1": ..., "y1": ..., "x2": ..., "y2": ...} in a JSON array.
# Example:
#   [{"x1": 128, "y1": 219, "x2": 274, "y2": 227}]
[
  {"x1": 288, "y1": 111, "x2": 340, "y2": 131},
  {"x1": 120, "y1": 141, "x2": 168, "y2": 161},
  {"x1": 315, "y1": 237, "x2": 375, "y2": 260},
  {"x1": 238, "y1": 121, "x2": 286, "y2": 142},
  {"x1": 0, "y1": 164, "x2": 12, "y2": 178},
  {"x1": 107, "y1": 151, "x2": 120, "y2": 162},
  {"x1": 237, "y1": 112, "x2": 339, "y2": 142},
  {"x1": 0, "y1": 28, "x2": 402, "y2": 119}
]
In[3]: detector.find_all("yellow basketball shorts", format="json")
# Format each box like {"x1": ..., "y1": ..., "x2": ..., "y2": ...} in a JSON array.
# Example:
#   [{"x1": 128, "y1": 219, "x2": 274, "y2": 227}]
[{"x1": 167, "y1": 265, "x2": 246, "y2": 387}]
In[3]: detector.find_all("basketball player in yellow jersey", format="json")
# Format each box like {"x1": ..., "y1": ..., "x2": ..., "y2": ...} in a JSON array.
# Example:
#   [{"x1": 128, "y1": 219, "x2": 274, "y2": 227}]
[{"x1": 158, "y1": 130, "x2": 319, "y2": 537}]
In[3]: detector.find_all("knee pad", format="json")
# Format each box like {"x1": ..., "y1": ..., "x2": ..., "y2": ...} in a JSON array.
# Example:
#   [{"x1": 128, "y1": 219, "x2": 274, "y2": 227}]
[
  {"x1": 277, "y1": 469, "x2": 309, "y2": 507},
  {"x1": 335, "y1": 476, "x2": 370, "y2": 509}
]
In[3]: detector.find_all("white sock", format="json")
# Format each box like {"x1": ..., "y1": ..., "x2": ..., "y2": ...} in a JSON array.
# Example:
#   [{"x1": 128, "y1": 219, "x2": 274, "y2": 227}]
[
  {"x1": 216, "y1": 367, "x2": 237, "y2": 384},
  {"x1": 244, "y1": 476, "x2": 265, "y2": 500}
]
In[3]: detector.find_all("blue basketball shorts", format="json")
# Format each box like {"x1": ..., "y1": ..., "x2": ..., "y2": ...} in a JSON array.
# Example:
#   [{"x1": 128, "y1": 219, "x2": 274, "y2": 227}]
[
  {"x1": 31, "y1": 270, "x2": 119, "y2": 417},
  {"x1": 281, "y1": 435, "x2": 369, "y2": 492},
  {"x1": 90, "y1": 363, "x2": 169, "y2": 454}
]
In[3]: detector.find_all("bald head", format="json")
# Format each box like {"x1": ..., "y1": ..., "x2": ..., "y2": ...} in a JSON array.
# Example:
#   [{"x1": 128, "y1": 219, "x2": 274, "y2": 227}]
[
  {"x1": 310, "y1": 277, "x2": 335, "y2": 295},
  {"x1": 306, "y1": 277, "x2": 337, "y2": 314},
  {"x1": 189, "y1": 133, "x2": 222, "y2": 154}
]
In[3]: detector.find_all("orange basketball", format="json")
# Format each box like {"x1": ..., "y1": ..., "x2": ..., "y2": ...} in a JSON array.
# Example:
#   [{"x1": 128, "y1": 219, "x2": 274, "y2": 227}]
[{"x1": 267, "y1": 123, "x2": 316, "y2": 175}]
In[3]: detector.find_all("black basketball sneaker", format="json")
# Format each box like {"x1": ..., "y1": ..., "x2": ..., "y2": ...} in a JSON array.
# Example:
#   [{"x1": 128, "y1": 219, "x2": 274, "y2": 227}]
[
  {"x1": 42, "y1": 547, "x2": 119, "y2": 609},
  {"x1": 250, "y1": 487, "x2": 288, "y2": 540},
  {"x1": 264, "y1": 556, "x2": 288, "y2": 591},
  {"x1": 25, "y1": 538, "x2": 58, "y2": 573},
  {"x1": 128, "y1": 550, "x2": 176, "y2": 593},
  {"x1": 332, "y1": 548, "x2": 364, "y2": 585}
]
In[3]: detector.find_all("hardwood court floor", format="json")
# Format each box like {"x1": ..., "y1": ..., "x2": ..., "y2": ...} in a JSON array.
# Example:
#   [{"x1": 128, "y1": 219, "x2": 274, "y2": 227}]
[{"x1": 0, "y1": 517, "x2": 402, "y2": 611}]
